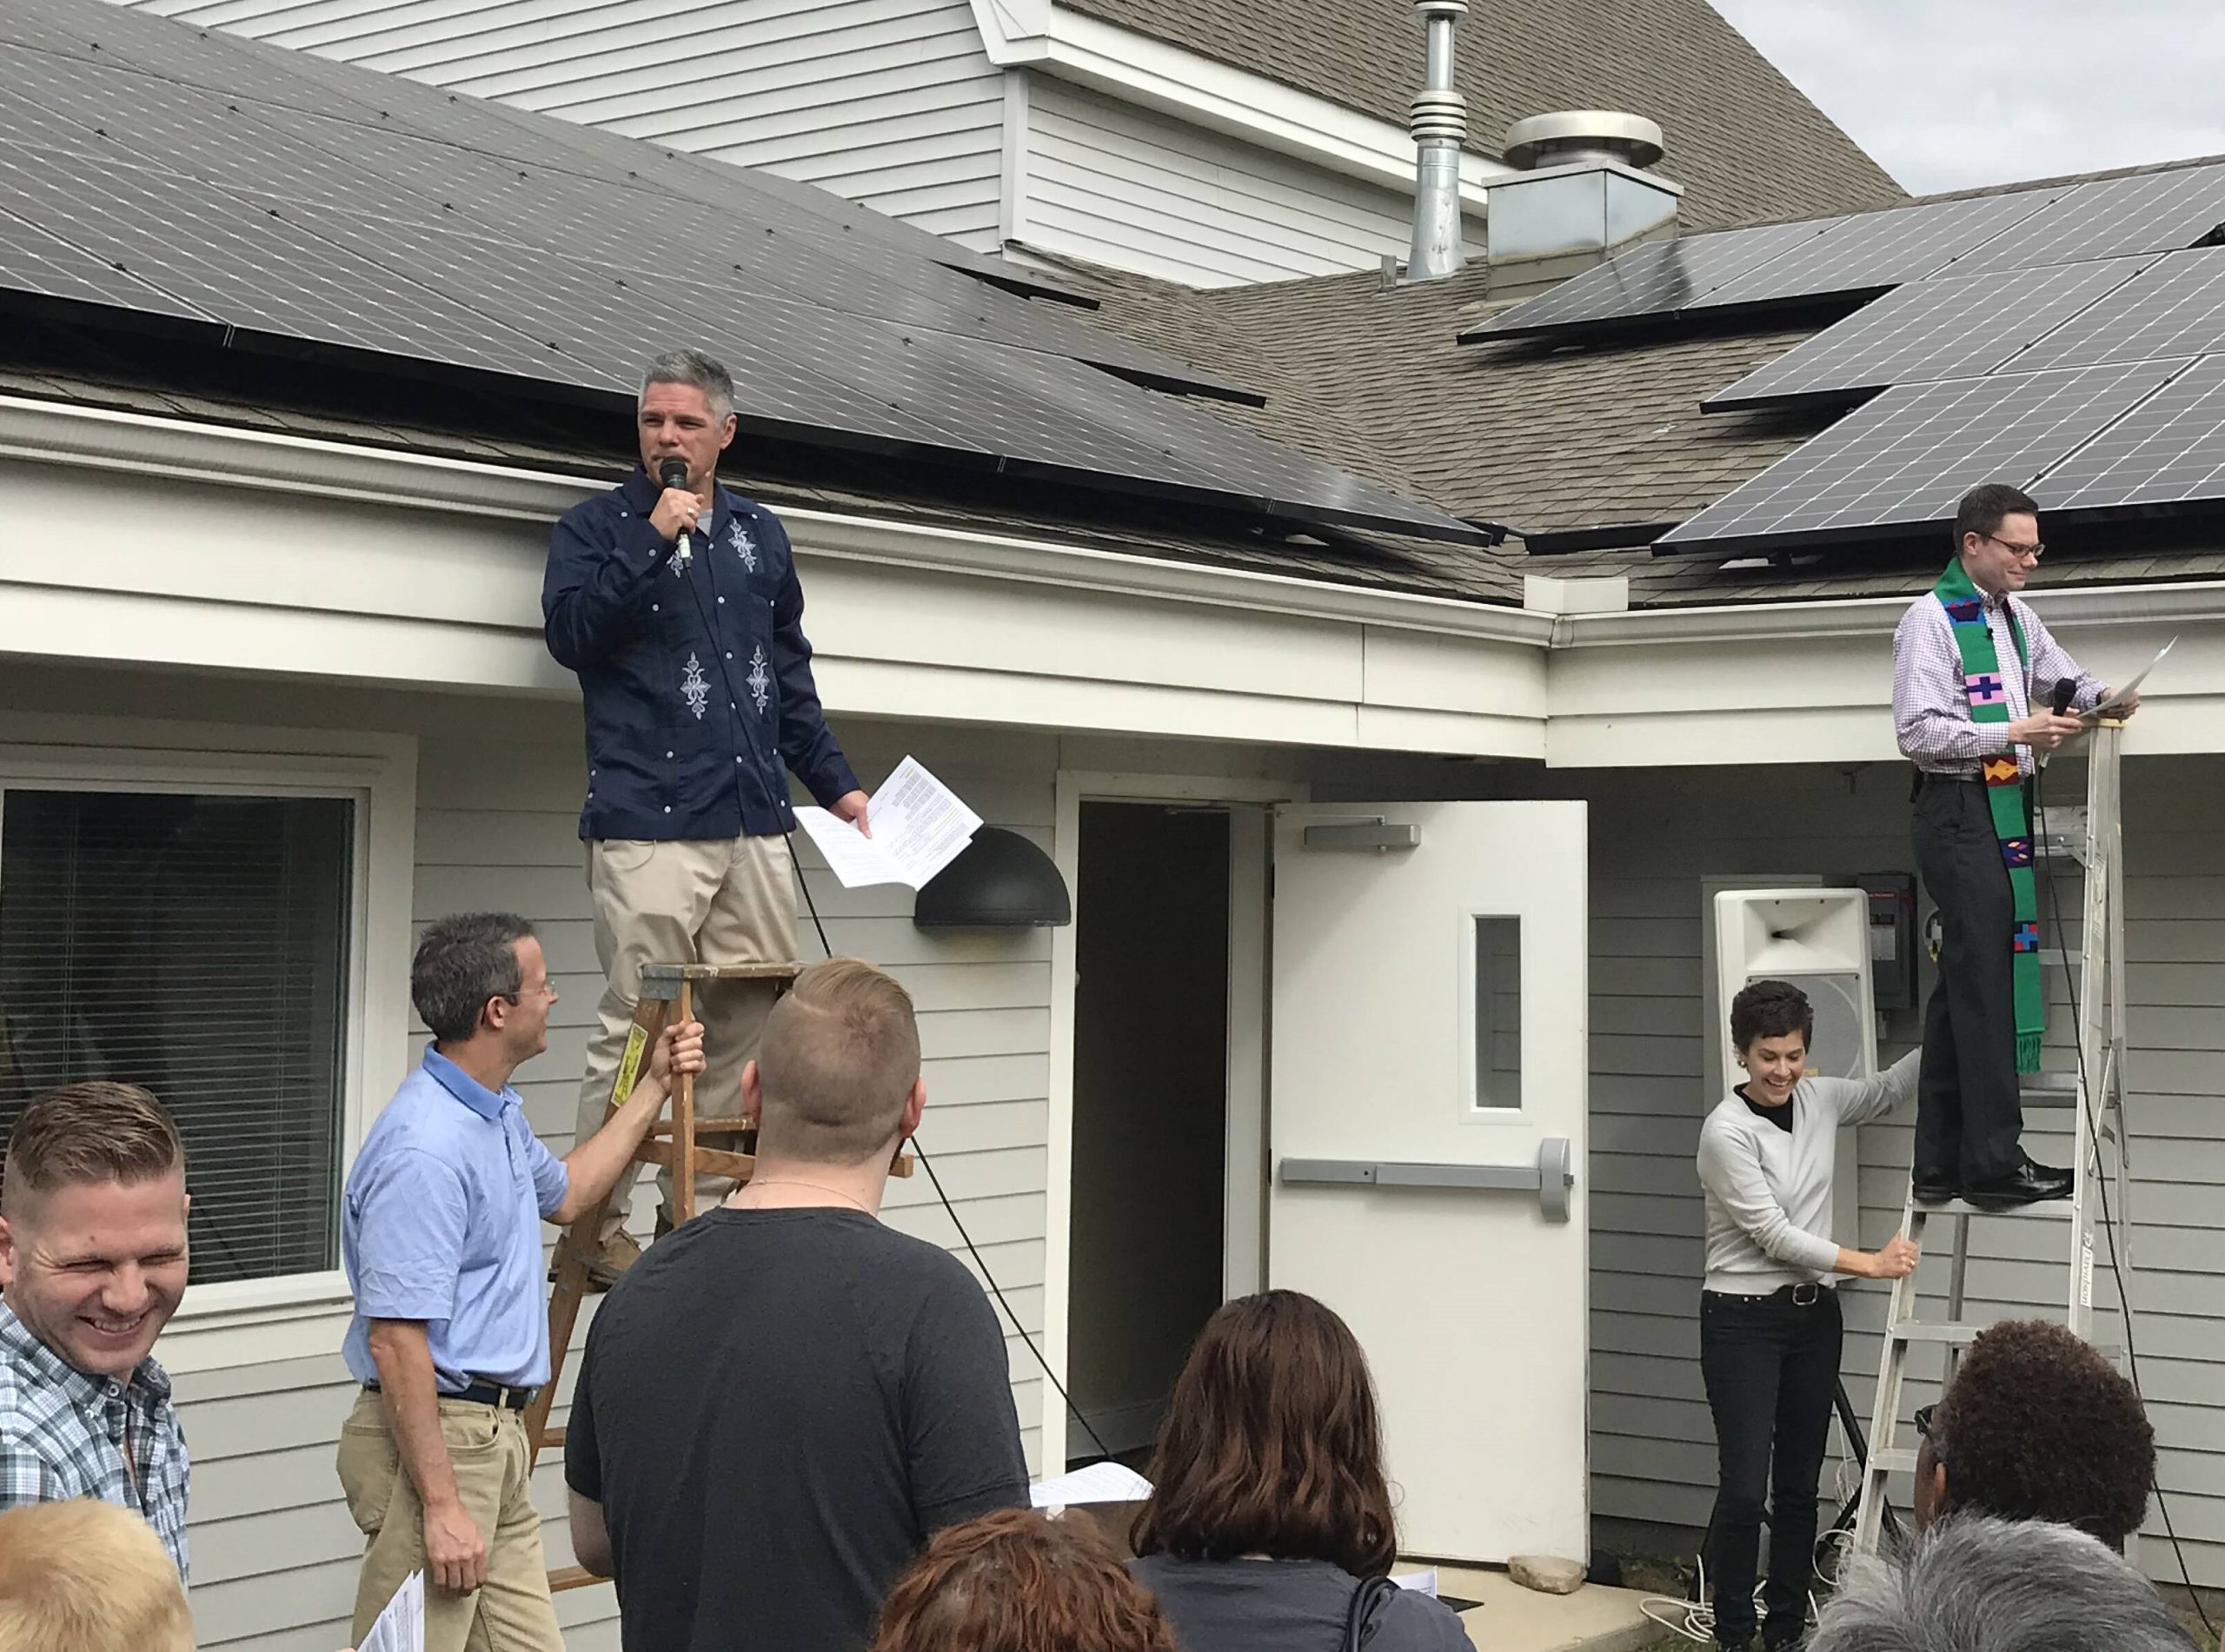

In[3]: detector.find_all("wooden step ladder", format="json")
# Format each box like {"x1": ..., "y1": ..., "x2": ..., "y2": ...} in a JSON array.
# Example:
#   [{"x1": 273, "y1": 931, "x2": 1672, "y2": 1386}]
[
  {"x1": 528, "y1": 959, "x2": 795, "y2": 1594},
  {"x1": 1851, "y1": 722, "x2": 2133, "y2": 1556}
]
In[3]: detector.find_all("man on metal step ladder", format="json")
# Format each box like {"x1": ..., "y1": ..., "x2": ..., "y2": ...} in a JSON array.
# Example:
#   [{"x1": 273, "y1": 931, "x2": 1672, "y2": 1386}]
[
  {"x1": 544, "y1": 348, "x2": 872, "y2": 1276},
  {"x1": 1892, "y1": 482, "x2": 2138, "y2": 1211}
]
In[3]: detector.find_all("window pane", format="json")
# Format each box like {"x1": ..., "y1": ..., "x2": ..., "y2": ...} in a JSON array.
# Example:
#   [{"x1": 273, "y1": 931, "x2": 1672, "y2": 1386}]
[
  {"x1": 1474, "y1": 914, "x2": 1522, "y2": 1109},
  {"x1": 0, "y1": 791, "x2": 352, "y2": 1284}
]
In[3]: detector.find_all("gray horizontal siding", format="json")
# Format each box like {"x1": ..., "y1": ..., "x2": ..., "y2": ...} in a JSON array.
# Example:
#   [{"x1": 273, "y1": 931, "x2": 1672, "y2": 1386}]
[
  {"x1": 117, "y1": 0, "x2": 1008, "y2": 250},
  {"x1": 1560, "y1": 754, "x2": 2225, "y2": 1583},
  {"x1": 171, "y1": 720, "x2": 1058, "y2": 1648},
  {"x1": 1023, "y1": 76, "x2": 1483, "y2": 287}
]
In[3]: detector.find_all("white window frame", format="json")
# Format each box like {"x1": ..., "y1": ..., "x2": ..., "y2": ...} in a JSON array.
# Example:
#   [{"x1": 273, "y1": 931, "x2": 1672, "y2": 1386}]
[{"x1": 0, "y1": 716, "x2": 415, "y2": 1345}]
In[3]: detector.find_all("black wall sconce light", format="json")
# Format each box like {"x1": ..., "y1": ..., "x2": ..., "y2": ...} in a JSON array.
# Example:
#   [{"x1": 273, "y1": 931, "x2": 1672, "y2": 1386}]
[{"x1": 913, "y1": 826, "x2": 1073, "y2": 929}]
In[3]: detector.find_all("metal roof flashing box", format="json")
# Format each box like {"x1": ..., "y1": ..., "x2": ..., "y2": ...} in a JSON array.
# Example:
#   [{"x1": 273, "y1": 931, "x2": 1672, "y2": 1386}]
[{"x1": 1485, "y1": 112, "x2": 1681, "y2": 295}]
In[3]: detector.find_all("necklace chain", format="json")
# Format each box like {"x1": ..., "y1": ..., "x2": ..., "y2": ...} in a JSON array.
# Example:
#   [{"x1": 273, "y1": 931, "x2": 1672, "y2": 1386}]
[{"x1": 741, "y1": 1177, "x2": 872, "y2": 1212}]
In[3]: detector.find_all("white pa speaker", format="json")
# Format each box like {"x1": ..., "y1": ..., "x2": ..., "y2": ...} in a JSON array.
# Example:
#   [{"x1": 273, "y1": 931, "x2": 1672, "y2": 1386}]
[{"x1": 1710, "y1": 887, "x2": 1877, "y2": 1097}]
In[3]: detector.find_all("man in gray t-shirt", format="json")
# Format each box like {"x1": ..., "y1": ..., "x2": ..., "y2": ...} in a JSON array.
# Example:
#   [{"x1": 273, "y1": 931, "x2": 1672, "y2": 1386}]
[{"x1": 563, "y1": 960, "x2": 1028, "y2": 1651}]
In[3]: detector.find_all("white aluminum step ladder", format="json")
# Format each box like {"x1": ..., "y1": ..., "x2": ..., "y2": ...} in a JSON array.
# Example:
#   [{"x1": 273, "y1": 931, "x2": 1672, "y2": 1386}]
[{"x1": 1851, "y1": 722, "x2": 2133, "y2": 1556}]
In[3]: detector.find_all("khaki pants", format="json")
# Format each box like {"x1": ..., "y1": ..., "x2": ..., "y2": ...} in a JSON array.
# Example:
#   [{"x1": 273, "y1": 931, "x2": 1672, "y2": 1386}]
[
  {"x1": 576, "y1": 833, "x2": 799, "y2": 1238},
  {"x1": 335, "y1": 1391, "x2": 565, "y2": 1652}
]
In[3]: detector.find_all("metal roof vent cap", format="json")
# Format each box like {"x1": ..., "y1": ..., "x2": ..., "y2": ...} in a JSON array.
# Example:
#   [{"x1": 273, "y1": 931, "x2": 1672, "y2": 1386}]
[
  {"x1": 1503, "y1": 111, "x2": 1664, "y2": 173},
  {"x1": 1405, "y1": 0, "x2": 1471, "y2": 282}
]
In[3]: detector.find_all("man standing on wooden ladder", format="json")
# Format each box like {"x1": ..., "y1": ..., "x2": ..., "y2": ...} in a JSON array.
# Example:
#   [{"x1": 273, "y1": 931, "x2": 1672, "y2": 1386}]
[
  {"x1": 1892, "y1": 482, "x2": 2137, "y2": 1210},
  {"x1": 544, "y1": 348, "x2": 872, "y2": 1275}
]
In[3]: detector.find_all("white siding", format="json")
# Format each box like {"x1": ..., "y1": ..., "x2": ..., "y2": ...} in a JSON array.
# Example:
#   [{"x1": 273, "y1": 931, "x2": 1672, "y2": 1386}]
[
  {"x1": 117, "y1": 0, "x2": 1009, "y2": 250},
  {"x1": 0, "y1": 660, "x2": 1060, "y2": 1649},
  {"x1": 1022, "y1": 76, "x2": 1484, "y2": 287},
  {"x1": 1479, "y1": 756, "x2": 2225, "y2": 1587}
]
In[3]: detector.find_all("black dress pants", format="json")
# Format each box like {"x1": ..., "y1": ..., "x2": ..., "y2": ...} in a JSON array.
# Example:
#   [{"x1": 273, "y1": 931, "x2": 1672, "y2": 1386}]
[
  {"x1": 1910, "y1": 775, "x2": 2025, "y2": 1184},
  {"x1": 1699, "y1": 1286, "x2": 1842, "y2": 1650}
]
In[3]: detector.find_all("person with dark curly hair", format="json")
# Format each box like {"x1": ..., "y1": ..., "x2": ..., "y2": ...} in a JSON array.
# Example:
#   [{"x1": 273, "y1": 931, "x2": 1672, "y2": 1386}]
[
  {"x1": 1696, "y1": 979, "x2": 1923, "y2": 1652},
  {"x1": 1911, "y1": 1317, "x2": 2154, "y2": 1551},
  {"x1": 1127, "y1": 1290, "x2": 1472, "y2": 1652},
  {"x1": 869, "y1": 1509, "x2": 1177, "y2": 1652}
]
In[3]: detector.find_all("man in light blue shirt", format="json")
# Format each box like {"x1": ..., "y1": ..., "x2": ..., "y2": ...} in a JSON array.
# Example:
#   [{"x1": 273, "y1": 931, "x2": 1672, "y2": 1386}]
[{"x1": 336, "y1": 912, "x2": 701, "y2": 1652}]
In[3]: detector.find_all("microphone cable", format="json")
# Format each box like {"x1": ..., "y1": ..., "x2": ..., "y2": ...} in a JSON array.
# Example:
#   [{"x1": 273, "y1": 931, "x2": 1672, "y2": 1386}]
[{"x1": 674, "y1": 545, "x2": 1118, "y2": 1467}]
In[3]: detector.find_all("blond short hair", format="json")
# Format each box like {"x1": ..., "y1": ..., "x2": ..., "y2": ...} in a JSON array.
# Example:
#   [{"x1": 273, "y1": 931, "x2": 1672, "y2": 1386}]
[
  {"x1": 0, "y1": 1500, "x2": 194, "y2": 1652},
  {"x1": 756, "y1": 958, "x2": 920, "y2": 1165},
  {"x1": 2, "y1": 1083, "x2": 183, "y2": 1216}
]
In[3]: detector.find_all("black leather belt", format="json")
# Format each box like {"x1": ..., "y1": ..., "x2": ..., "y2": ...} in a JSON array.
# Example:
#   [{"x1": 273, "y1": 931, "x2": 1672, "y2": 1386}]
[
  {"x1": 1705, "y1": 1283, "x2": 1833, "y2": 1306},
  {"x1": 365, "y1": 1378, "x2": 535, "y2": 1410}
]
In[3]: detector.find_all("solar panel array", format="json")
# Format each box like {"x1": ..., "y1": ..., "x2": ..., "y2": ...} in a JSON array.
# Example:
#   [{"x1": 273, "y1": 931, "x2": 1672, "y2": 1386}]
[
  {"x1": 1474, "y1": 161, "x2": 2225, "y2": 340},
  {"x1": 2005, "y1": 247, "x2": 2225, "y2": 373},
  {"x1": 0, "y1": 0, "x2": 1483, "y2": 544},
  {"x1": 1947, "y1": 167, "x2": 2225, "y2": 276},
  {"x1": 1684, "y1": 190, "x2": 2073, "y2": 314},
  {"x1": 2035, "y1": 355, "x2": 2225, "y2": 510},
  {"x1": 1704, "y1": 257, "x2": 2156, "y2": 410},
  {"x1": 1657, "y1": 361, "x2": 2189, "y2": 550},
  {"x1": 1459, "y1": 218, "x2": 1838, "y2": 340}
]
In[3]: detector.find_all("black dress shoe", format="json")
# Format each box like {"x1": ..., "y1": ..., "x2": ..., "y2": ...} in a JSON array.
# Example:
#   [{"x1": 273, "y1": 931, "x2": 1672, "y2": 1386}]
[
  {"x1": 1911, "y1": 1173, "x2": 1958, "y2": 1204},
  {"x1": 1962, "y1": 1158, "x2": 2073, "y2": 1211}
]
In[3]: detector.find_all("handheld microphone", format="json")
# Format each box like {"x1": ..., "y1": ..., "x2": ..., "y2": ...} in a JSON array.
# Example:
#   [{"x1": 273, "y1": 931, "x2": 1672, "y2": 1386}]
[
  {"x1": 2050, "y1": 678, "x2": 2077, "y2": 717},
  {"x1": 658, "y1": 457, "x2": 694, "y2": 569}
]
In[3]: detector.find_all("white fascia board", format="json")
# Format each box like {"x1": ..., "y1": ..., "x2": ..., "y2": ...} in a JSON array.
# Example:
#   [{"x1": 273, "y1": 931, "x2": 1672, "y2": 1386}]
[
  {"x1": 1558, "y1": 583, "x2": 2225, "y2": 647},
  {"x1": 0, "y1": 394, "x2": 1545, "y2": 647},
  {"x1": 966, "y1": 0, "x2": 1503, "y2": 203}
]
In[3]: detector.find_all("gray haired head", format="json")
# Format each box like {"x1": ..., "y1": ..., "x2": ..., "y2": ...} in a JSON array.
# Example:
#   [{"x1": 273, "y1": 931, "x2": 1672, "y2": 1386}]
[
  {"x1": 640, "y1": 348, "x2": 734, "y2": 421},
  {"x1": 1813, "y1": 1515, "x2": 2195, "y2": 1652}
]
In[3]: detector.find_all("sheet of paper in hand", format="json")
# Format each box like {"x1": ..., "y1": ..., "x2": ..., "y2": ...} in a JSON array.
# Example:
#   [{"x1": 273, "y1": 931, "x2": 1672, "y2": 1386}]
[{"x1": 792, "y1": 756, "x2": 983, "y2": 889}]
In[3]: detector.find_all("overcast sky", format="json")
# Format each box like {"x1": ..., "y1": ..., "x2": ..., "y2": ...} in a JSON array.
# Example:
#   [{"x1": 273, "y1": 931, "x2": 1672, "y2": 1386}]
[{"x1": 1709, "y1": 1, "x2": 2225, "y2": 194}]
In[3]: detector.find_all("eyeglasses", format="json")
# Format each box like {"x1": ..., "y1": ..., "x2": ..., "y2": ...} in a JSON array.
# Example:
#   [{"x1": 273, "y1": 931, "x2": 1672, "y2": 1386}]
[
  {"x1": 1984, "y1": 534, "x2": 2044, "y2": 562},
  {"x1": 1913, "y1": 1403, "x2": 1943, "y2": 1460}
]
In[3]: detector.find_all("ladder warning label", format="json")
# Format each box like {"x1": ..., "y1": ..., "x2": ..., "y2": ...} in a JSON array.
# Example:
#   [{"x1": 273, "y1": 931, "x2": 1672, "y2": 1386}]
[{"x1": 2082, "y1": 1236, "x2": 2095, "y2": 1309}]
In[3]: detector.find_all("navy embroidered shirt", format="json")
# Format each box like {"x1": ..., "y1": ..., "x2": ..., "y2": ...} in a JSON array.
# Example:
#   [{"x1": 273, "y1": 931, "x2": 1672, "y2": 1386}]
[
  {"x1": 543, "y1": 468, "x2": 860, "y2": 840},
  {"x1": 0, "y1": 1298, "x2": 191, "y2": 1579}
]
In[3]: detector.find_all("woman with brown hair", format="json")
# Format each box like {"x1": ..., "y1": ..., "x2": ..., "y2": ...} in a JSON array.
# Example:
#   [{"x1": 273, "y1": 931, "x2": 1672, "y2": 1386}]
[
  {"x1": 868, "y1": 1507, "x2": 1178, "y2": 1652},
  {"x1": 1129, "y1": 1290, "x2": 1473, "y2": 1651}
]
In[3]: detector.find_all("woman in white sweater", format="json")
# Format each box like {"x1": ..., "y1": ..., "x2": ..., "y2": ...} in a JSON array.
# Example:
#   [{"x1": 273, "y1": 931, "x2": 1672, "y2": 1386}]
[{"x1": 1693, "y1": 980, "x2": 1921, "y2": 1652}]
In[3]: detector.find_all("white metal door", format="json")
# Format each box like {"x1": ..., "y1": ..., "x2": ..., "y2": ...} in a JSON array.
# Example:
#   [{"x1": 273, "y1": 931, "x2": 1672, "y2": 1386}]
[{"x1": 1270, "y1": 800, "x2": 1588, "y2": 1564}]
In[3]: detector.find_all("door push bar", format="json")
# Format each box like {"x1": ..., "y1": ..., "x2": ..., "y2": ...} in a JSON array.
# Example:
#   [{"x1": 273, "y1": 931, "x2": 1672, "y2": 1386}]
[{"x1": 1278, "y1": 1137, "x2": 1574, "y2": 1223}]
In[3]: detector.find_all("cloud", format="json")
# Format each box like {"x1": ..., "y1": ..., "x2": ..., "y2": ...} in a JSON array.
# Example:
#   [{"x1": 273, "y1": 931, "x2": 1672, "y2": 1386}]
[{"x1": 1710, "y1": 0, "x2": 2225, "y2": 192}]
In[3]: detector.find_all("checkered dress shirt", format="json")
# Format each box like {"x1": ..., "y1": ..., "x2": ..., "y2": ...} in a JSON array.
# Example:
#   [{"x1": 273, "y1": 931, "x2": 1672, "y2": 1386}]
[
  {"x1": 1893, "y1": 589, "x2": 2101, "y2": 778},
  {"x1": 0, "y1": 1297, "x2": 190, "y2": 1578}
]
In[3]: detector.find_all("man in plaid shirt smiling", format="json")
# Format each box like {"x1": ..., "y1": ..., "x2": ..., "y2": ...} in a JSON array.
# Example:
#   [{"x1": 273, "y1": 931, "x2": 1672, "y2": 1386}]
[{"x1": 0, "y1": 1082, "x2": 192, "y2": 1577}]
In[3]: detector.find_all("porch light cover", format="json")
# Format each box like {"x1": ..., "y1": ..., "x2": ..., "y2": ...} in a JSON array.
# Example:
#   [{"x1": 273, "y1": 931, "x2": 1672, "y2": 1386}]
[{"x1": 913, "y1": 826, "x2": 1072, "y2": 928}]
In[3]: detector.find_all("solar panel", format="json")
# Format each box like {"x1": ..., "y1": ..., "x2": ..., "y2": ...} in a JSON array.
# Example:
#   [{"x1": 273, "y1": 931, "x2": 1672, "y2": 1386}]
[
  {"x1": 2005, "y1": 247, "x2": 2225, "y2": 374},
  {"x1": 0, "y1": 203, "x2": 213, "y2": 318},
  {"x1": 1460, "y1": 218, "x2": 1838, "y2": 339},
  {"x1": 1659, "y1": 360, "x2": 2190, "y2": 550},
  {"x1": 1704, "y1": 257, "x2": 2155, "y2": 411},
  {"x1": 2034, "y1": 353, "x2": 2225, "y2": 509},
  {"x1": 1686, "y1": 189, "x2": 2073, "y2": 315},
  {"x1": 0, "y1": 0, "x2": 1472, "y2": 543},
  {"x1": 0, "y1": 149, "x2": 590, "y2": 383},
  {"x1": 1946, "y1": 165, "x2": 2225, "y2": 277}
]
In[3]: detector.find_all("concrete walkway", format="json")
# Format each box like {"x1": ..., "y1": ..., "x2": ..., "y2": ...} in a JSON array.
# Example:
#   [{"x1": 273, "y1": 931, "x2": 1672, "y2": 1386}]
[{"x1": 1410, "y1": 1563, "x2": 1666, "y2": 1652}]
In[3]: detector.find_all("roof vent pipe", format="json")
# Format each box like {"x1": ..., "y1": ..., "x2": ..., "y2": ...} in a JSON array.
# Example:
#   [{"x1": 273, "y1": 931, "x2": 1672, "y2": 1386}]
[{"x1": 1405, "y1": 0, "x2": 1469, "y2": 282}]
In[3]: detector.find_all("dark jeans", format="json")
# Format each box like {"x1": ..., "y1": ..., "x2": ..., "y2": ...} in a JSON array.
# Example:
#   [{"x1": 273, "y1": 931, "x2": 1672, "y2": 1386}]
[
  {"x1": 1699, "y1": 1286, "x2": 1842, "y2": 1650},
  {"x1": 1911, "y1": 775, "x2": 2026, "y2": 1184}
]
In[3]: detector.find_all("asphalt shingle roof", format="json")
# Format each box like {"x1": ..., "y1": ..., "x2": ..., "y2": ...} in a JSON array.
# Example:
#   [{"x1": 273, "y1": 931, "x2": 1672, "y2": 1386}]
[{"x1": 1051, "y1": 0, "x2": 1908, "y2": 232}]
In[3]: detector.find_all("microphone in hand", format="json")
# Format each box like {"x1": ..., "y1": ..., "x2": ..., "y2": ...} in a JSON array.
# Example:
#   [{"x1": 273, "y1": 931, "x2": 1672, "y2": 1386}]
[
  {"x1": 658, "y1": 457, "x2": 696, "y2": 569},
  {"x1": 2050, "y1": 678, "x2": 2077, "y2": 717}
]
